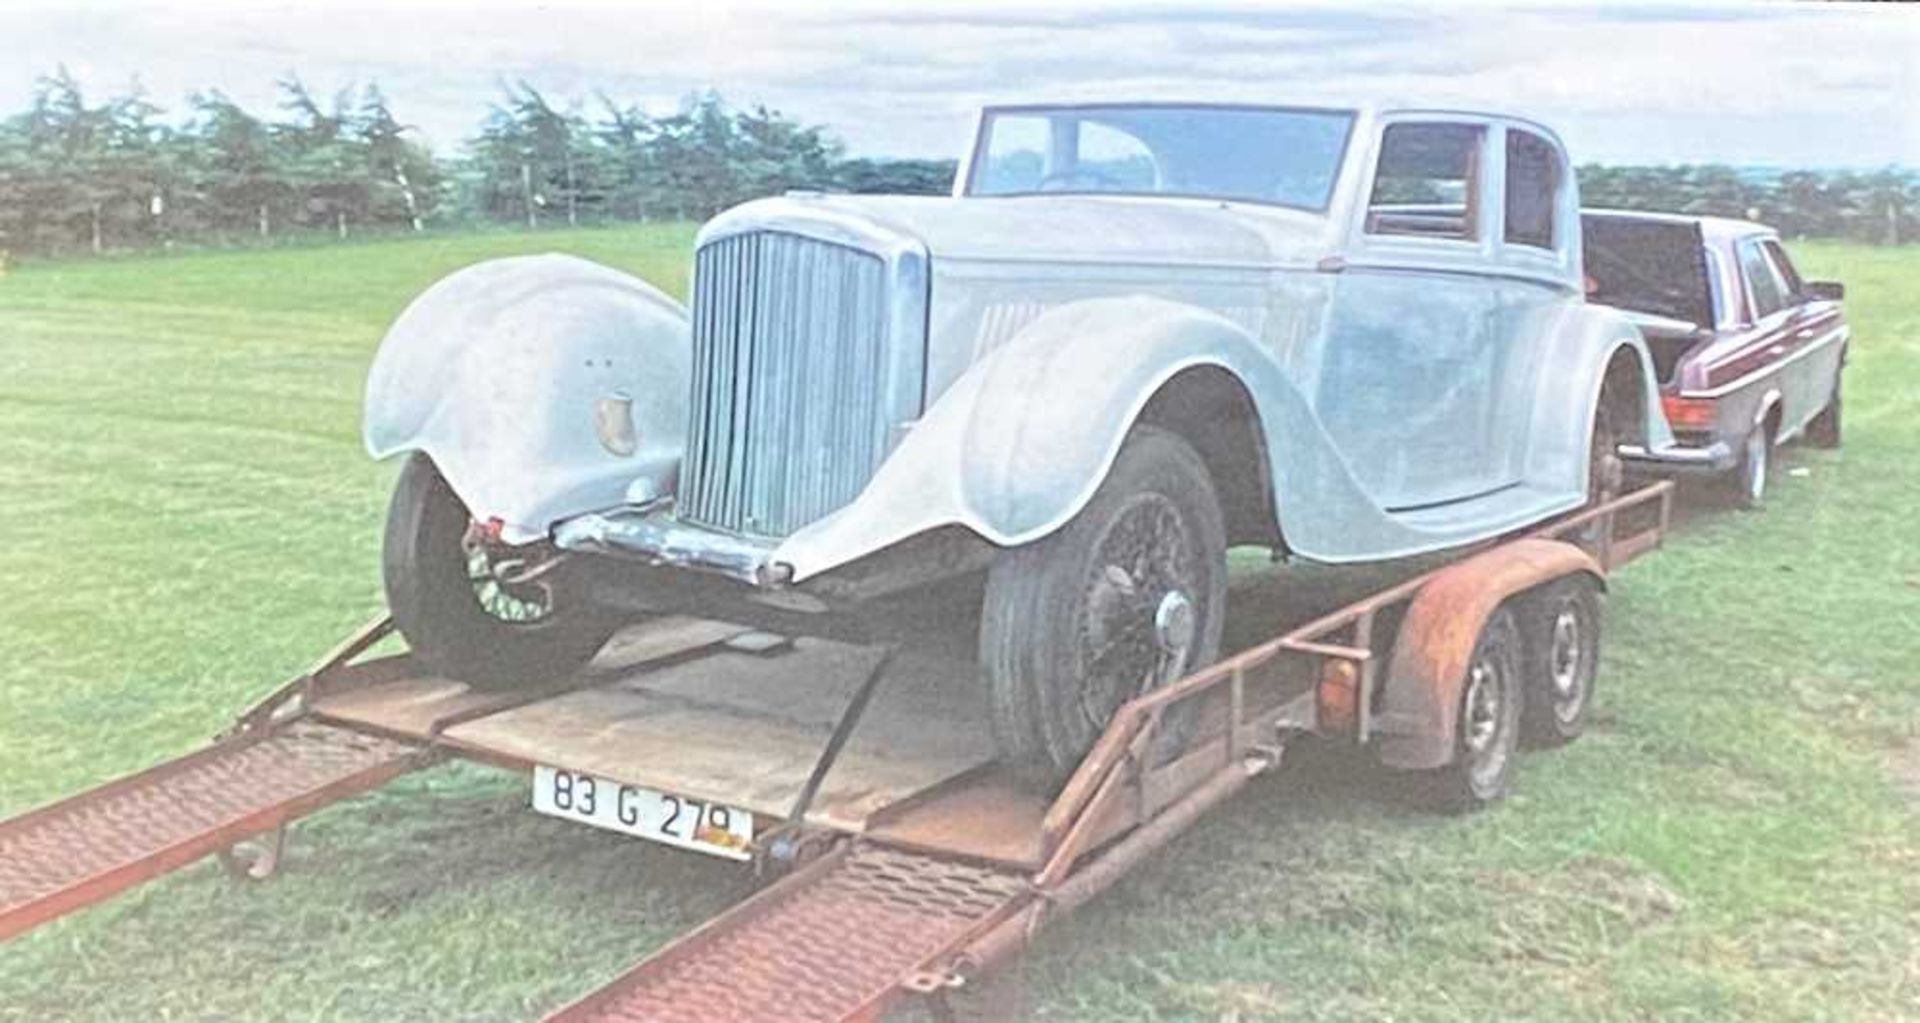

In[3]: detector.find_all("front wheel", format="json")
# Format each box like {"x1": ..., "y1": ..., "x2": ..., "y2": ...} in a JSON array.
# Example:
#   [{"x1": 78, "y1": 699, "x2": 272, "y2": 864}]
[
  {"x1": 979, "y1": 427, "x2": 1229, "y2": 790},
  {"x1": 383, "y1": 453, "x2": 618, "y2": 688}
]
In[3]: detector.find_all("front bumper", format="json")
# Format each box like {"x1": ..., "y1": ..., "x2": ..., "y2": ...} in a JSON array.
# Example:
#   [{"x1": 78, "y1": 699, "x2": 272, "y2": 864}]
[
  {"x1": 1618, "y1": 440, "x2": 1736, "y2": 476},
  {"x1": 551, "y1": 502, "x2": 785, "y2": 587}
]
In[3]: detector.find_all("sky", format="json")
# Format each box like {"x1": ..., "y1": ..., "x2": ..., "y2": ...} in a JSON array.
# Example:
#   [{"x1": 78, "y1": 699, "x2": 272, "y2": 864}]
[{"x1": 0, "y1": 0, "x2": 1913, "y2": 168}]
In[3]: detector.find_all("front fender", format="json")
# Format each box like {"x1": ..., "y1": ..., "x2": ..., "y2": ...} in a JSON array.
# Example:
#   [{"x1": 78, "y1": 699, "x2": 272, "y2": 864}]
[
  {"x1": 363, "y1": 255, "x2": 689, "y2": 543},
  {"x1": 774, "y1": 295, "x2": 1376, "y2": 580}
]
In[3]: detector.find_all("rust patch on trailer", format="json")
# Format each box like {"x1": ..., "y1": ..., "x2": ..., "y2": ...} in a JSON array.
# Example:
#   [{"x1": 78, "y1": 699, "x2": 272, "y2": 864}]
[{"x1": 1372, "y1": 539, "x2": 1602, "y2": 771}]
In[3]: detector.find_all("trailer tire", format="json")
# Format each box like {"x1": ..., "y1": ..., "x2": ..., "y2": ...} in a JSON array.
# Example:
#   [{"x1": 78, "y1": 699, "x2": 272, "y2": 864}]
[
  {"x1": 1417, "y1": 606, "x2": 1524, "y2": 813},
  {"x1": 383, "y1": 453, "x2": 617, "y2": 688},
  {"x1": 1517, "y1": 578, "x2": 1602, "y2": 748},
  {"x1": 980, "y1": 426, "x2": 1228, "y2": 791}
]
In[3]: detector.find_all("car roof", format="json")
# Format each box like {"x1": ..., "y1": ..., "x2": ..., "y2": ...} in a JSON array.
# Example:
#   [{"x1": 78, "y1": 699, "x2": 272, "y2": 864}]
[{"x1": 1582, "y1": 207, "x2": 1776, "y2": 244}]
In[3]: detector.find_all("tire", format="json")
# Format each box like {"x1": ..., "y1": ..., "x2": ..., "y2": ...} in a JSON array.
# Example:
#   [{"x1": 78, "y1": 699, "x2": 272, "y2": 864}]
[
  {"x1": 979, "y1": 426, "x2": 1229, "y2": 790},
  {"x1": 1576, "y1": 396, "x2": 1623, "y2": 551},
  {"x1": 1517, "y1": 579, "x2": 1602, "y2": 748},
  {"x1": 1417, "y1": 606, "x2": 1524, "y2": 812},
  {"x1": 1722, "y1": 423, "x2": 1771, "y2": 510},
  {"x1": 1807, "y1": 376, "x2": 1843, "y2": 449},
  {"x1": 383, "y1": 453, "x2": 617, "y2": 688}
]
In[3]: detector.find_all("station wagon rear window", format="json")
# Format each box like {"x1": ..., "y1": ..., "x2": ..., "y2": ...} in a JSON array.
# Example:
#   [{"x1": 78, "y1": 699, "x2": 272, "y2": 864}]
[{"x1": 967, "y1": 104, "x2": 1354, "y2": 212}]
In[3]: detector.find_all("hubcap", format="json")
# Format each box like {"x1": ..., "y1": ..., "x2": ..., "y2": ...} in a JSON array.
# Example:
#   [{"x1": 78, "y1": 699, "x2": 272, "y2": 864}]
[
  {"x1": 1463, "y1": 663, "x2": 1501, "y2": 755},
  {"x1": 1548, "y1": 605, "x2": 1586, "y2": 723},
  {"x1": 1746, "y1": 431, "x2": 1768, "y2": 500},
  {"x1": 1461, "y1": 643, "x2": 1514, "y2": 790},
  {"x1": 1153, "y1": 590, "x2": 1196, "y2": 660}
]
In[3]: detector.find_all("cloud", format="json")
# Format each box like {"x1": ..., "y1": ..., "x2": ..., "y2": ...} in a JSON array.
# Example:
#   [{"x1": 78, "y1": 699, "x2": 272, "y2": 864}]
[{"x1": 0, "y1": 0, "x2": 1912, "y2": 166}]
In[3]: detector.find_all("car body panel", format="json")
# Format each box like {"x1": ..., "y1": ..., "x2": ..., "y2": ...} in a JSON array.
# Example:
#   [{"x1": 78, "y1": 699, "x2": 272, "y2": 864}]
[
  {"x1": 364, "y1": 102, "x2": 1689, "y2": 599},
  {"x1": 362, "y1": 254, "x2": 690, "y2": 543}
]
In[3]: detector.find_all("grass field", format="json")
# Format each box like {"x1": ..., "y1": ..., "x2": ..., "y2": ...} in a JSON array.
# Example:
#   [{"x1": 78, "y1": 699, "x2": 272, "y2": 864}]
[{"x1": 0, "y1": 227, "x2": 1915, "y2": 1021}]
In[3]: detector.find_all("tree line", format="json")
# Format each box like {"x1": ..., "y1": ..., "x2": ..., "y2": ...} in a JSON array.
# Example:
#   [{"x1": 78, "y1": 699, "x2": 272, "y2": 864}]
[{"x1": 1, "y1": 69, "x2": 1914, "y2": 260}]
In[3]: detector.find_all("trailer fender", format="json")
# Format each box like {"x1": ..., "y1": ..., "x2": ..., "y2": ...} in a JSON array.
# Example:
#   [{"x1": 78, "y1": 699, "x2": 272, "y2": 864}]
[
  {"x1": 1372, "y1": 538, "x2": 1604, "y2": 770},
  {"x1": 363, "y1": 254, "x2": 690, "y2": 544}
]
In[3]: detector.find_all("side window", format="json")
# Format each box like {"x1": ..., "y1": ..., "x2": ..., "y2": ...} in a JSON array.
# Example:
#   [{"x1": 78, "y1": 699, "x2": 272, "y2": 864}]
[
  {"x1": 1503, "y1": 130, "x2": 1560, "y2": 250},
  {"x1": 1737, "y1": 241, "x2": 1787, "y2": 320},
  {"x1": 1760, "y1": 240, "x2": 1805, "y2": 300},
  {"x1": 1367, "y1": 123, "x2": 1483, "y2": 240}
]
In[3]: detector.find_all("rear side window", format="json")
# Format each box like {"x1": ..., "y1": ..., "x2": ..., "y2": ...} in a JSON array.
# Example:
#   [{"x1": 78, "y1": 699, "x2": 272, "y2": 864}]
[
  {"x1": 1367, "y1": 123, "x2": 1483, "y2": 241},
  {"x1": 1504, "y1": 130, "x2": 1560, "y2": 250},
  {"x1": 1738, "y1": 240, "x2": 1787, "y2": 319},
  {"x1": 1761, "y1": 240, "x2": 1804, "y2": 298}
]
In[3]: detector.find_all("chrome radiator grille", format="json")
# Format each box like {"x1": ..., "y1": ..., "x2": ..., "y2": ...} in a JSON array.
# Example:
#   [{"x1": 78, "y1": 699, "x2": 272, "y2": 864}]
[{"x1": 680, "y1": 230, "x2": 899, "y2": 538}]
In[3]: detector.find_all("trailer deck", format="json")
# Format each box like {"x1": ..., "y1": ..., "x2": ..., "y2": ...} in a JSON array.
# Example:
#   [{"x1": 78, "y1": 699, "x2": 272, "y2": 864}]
[{"x1": 0, "y1": 483, "x2": 1673, "y2": 1021}]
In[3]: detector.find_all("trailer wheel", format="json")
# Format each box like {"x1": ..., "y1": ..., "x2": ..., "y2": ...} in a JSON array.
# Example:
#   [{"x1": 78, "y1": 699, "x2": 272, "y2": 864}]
[
  {"x1": 980, "y1": 426, "x2": 1227, "y2": 790},
  {"x1": 383, "y1": 453, "x2": 617, "y2": 688},
  {"x1": 1518, "y1": 578, "x2": 1602, "y2": 748},
  {"x1": 1419, "y1": 606, "x2": 1524, "y2": 812}
]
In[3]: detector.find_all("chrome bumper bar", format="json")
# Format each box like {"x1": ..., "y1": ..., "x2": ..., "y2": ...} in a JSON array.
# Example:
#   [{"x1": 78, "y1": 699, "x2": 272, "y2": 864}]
[
  {"x1": 1618, "y1": 440, "x2": 1735, "y2": 475},
  {"x1": 551, "y1": 502, "x2": 784, "y2": 587}
]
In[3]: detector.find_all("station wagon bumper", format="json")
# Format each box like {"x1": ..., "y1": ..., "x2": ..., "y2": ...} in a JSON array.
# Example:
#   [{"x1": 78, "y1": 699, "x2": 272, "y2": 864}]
[{"x1": 1618, "y1": 440, "x2": 1736, "y2": 475}]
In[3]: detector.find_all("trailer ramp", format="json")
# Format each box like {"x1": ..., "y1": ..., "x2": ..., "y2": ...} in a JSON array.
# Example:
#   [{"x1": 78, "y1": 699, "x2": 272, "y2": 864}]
[
  {"x1": 547, "y1": 843, "x2": 1029, "y2": 1023},
  {"x1": 0, "y1": 721, "x2": 425, "y2": 941}
]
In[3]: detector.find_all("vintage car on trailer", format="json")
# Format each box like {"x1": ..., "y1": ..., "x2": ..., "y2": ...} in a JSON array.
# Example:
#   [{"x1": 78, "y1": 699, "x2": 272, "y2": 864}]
[
  {"x1": 1583, "y1": 210, "x2": 1847, "y2": 506},
  {"x1": 364, "y1": 101, "x2": 1703, "y2": 786}
]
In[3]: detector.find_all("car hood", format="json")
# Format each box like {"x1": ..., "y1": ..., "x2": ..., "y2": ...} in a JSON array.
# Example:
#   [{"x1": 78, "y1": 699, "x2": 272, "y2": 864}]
[{"x1": 700, "y1": 192, "x2": 1335, "y2": 269}]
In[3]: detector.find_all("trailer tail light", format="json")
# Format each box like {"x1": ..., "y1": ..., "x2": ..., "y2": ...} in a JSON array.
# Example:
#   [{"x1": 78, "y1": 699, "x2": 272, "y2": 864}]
[{"x1": 1661, "y1": 395, "x2": 1716, "y2": 431}]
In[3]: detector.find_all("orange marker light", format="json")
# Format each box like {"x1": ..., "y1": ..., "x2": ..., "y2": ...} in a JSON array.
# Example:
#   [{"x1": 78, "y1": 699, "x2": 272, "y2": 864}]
[{"x1": 1660, "y1": 395, "x2": 1717, "y2": 431}]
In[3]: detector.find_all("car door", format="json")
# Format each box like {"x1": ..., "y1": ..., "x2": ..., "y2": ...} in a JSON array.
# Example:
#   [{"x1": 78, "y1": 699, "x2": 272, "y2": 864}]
[
  {"x1": 1484, "y1": 125, "x2": 1580, "y2": 487},
  {"x1": 1756, "y1": 239, "x2": 1843, "y2": 434},
  {"x1": 1318, "y1": 118, "x2": 1508, "y2": 511},
  {"x1": 1729, "y1": 237, "x2": 1802, "y2": 422}
]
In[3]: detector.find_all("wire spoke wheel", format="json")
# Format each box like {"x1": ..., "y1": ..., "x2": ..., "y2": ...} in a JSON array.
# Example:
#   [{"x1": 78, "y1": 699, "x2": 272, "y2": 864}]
[
  {"x1": 462, "y1": 525, "x2": 557, "y2": 625},
  {"x1": 1075, "y1": 495, "x2": 1201, "y2": 732}
]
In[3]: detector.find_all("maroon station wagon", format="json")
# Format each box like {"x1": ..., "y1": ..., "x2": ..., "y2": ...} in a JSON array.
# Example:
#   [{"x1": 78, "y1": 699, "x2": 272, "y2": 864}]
[{"x1": 1583, "y1": 210, "x2": 1847, "y2": 506}]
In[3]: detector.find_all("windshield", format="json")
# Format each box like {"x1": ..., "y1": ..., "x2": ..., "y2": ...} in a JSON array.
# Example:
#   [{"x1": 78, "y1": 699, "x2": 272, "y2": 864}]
[{"x1": 965, "y1": 104, "x2": 1354, "y2": 211}]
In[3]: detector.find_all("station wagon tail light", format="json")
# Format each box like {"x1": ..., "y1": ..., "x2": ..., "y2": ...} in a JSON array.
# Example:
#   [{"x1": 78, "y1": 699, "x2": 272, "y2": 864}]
[{"x1": 1661, "y1": 395, "x2": 1716, "y2": 431}]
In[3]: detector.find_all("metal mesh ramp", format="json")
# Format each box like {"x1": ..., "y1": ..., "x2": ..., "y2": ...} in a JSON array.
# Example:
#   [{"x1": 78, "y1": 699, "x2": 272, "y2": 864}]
[
  {"x1": 547, "y1": 845, "x2": 1029, "y2": 1023},
  {"x1": 0, "y1": 721, "x2": 423, "y2": 939}
]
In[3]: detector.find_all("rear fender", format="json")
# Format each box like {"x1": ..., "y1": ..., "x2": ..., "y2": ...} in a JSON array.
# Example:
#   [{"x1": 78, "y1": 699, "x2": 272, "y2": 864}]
[
  {"x1": 363, "y1": 255, "x2": 689, "y2": 543},
  {"x1": 1523, "y1": 303, "x2": 1675, "y2": 494},
  {"x1": 1372, "y1": 538, "x2": 1603, "y2": 770}
]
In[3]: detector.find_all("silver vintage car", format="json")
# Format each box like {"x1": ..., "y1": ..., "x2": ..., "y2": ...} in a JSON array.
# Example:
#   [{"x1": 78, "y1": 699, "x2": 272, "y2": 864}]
[{"x1": 364, "y1": 101, "x2": 1694, "y2": 782}]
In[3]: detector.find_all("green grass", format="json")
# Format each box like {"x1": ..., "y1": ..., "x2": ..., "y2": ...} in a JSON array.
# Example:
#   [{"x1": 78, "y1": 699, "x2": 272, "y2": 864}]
[{"x1": 1, "y1": 230, "x2": 1915, "y2": 1021}]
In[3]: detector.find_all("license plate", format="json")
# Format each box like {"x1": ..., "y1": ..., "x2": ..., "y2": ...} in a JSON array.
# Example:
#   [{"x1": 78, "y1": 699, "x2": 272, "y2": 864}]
[{"x1": 530, "y1": 765, "x2": 754, "y2": 861}]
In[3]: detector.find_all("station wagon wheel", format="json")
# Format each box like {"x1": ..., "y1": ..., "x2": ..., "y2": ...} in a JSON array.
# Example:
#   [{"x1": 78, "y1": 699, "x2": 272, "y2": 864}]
[
  {"x1": 1419, "y1": 606, "x2": 1524, "y2": 812},
  {"x1": 383, "y1": 454, "x2": 619, "y2": 689},
  {"x1": 1518, "y1": 578, "x2": 1602, "y2": 747},
  {"x1": 980, "y1": 426, "x2": 1227, "y2": 791},
  {"x1": 1807, "y1": 373, "x2": 1843, "y2": 449},
  {"x1": 1724, "y1": 422, "x2": 1771, "y2": 510}
]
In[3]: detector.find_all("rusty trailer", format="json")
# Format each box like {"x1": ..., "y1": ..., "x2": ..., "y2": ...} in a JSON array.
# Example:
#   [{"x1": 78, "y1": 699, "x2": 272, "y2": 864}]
[{"x1": 0, "y1": 483, "x2": 1673, "y2": 1021}]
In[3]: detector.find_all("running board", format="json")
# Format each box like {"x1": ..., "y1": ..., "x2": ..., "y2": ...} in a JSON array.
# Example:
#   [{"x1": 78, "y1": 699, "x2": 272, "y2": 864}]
[{"x1": 0, "y1": 722, "x2": 429, "y2": 940}]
